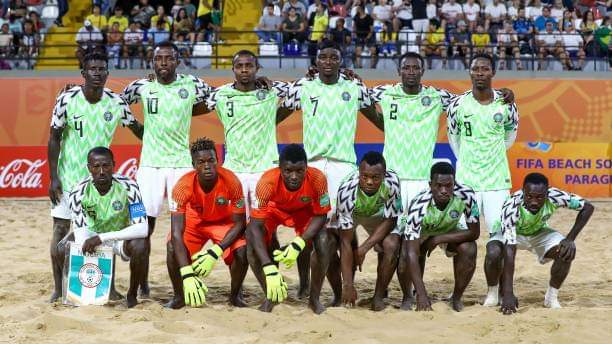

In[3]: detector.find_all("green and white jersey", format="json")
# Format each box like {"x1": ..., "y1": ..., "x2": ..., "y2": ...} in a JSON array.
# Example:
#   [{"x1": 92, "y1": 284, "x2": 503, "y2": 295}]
[
  {"x1": 501, "y1": 188, "x2": 585, "y2": 244},
  {"x1": 370, "y1": 84, "x2": 453, "y2": 180},
  {"x1": 206, "y1": 82, "x2": 287, "y2": 173},
  {"x1": 281, "y1": 74, "x2": 372, "y2": 163},
  {"x1": 336, "y1": 169, "x2": 402, "y2": 230},
  {"x1": 69, "y1": 174, "x2": 147, "y2": 234},
  {"x1": 447, "y1": 91, "x2": 519, "y2": 191},
  {"x1": 51, "y1": 87, "x2": 135, "y2": 193},
  {"x1": 401, "y1": 183, "x2": 479, "y2": 240},
  {"x1": 122, "y1": 74, "x2": 211, "y2": 168}
]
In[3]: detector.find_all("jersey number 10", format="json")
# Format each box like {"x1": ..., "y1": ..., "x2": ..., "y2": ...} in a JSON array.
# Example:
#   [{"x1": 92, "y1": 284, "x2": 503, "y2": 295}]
[{"x1": 147, "y1": 98, "x2": 159, "y2": 114}]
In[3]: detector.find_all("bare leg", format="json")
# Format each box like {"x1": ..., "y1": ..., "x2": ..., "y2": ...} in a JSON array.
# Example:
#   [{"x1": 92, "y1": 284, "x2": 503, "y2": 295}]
[
  {"x1": 109, "y1": 259, "x2": 124, "y2": 301},
  {"x1": 297, "y1": 244, "x2": 312, "y2": 299},
  {"x1": 372, "y1": 235, "x2": 400, "y2": 311},
  {"x1": 397, "y1": 237, "x2": 413, "y2": 310},
  {"x1": 49, "y1": 218, "x2": 70, "y2": 302},
  {"x1": 125, "y1": 238, "x2": 148, "y2": 308},
  {"x1": 325, "y1": 248, "x2": 342, "y2": 307},
  {"x1": 309, "y1": 229, "x2": 334, "y2": 314},
  {"x1": 247, "y1": 241, "x2": 274, "y2": 312},
  {"x1": 483, "y1": 240, "x2": 504, "y2": 306},
  {"x1": 229, "y1": 246, "x2": 249, "y2": 307},
  {"x1": 450, "y1": 241, "x2": 477, "y2": 312},
  {"x1": 164, "y1": 240, "x2": 185, "y2": 309},
  {"x1": 140, "y1": 216, "x2": 156, "y2": 298}
]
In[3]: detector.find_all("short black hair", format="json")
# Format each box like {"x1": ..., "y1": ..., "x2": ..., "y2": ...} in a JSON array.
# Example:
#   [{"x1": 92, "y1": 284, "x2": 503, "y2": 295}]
[
  {"x1": 279, "y1": 144, "x2": 307, "y2": 165},
  {"x1": 317, "y1": 39, "x2": 342, "y2": 54},
  {"x1": 430, "y1": 162, "x2": 455, "y2": 180},
  {"x1": 82, "y1": 51, "x2": 108, "y2": 69},
  {"x1": 190, "y1": 137, "x2": 216, "y2": 156},
  {"x1": 87, "y1": 146, "x2": 114, "y2": 161},
  {"x1": 232, "y1": 49, "x2": 260, "y2": 68},
  {"x1": 154, "y1": 40, "x2": 179, "y2": 56},
  {"x1": 523, "y1": 172, "x2": 549, "y2": 188},
  {"x1": 398, "y1": 52, "x2": 425, "y2": 70},
  {"x1": 470, "y1": 53, "x2": 496, "y2": 72},
  {"x1": 360, "y1": 151, "x2": 386, "y2": 169}
]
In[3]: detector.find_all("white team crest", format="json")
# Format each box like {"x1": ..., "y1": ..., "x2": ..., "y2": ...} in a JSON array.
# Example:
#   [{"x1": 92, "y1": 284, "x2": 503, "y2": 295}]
[
  {"x1": 112, "y1": 200, "x2": 123, "y2": 211},
  {"x1": 79, "y1": 263, "x2": 103, "y2": 288},
  {"x1": 178, "y1": 88, "x2": 189, "y2": 99},
  {"x1": 341, "y1": 92, "x2": 351, "y2": 101},
  {"x1": 421, "y1": 96, "x2": 431, "y2": 106},
  {"x1": 256, "y1": 90, "x2": 267, "y2": 100},
  {"x1": 494, "y1": 112, "x2": 503, "y2": 123},
  {"x1": 450, "y1": 210, "x2": 460, "y2": 219},
  {"x1": 103, "y1": 111, "x2": 113, "y2": 122}
]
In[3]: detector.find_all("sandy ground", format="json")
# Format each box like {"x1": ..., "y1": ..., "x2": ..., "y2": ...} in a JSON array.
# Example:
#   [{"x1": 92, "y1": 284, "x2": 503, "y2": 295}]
[{"x1": 0, "y1": 199, "x2": 611, "y2": 344}]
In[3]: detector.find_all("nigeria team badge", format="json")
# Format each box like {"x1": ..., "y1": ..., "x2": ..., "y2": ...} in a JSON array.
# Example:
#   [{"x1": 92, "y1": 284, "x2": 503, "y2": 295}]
[
  {"x1": 256, "y1": 90, "x2": 267, "y2": 100},
  {"x1": 342, "y1": 92, "x2": 351, "y2": 101},
  {"x1": 103, "y1": 111, "x2": 113, "y2": 122},
  {"x1": 79, "y1": 263, "x2": 103, "y2": 288},
  {"x1": 421, "y1": 96, "x2": 431, "y2": 106},
  {"x1": 450, "y1": 210, "x2": 460, "y2": 219},
  {"x1": 112, "y1": 200, "x2": 123, "y2": 211},
  {"x1": 178, "y1": 88, "x2": 189, "y2": 99},
  {"x1": 216, "y1": 196, "x2": 227, "y2": 205},
  {"x1": 494, "y1": 112, "x2": 503, "y2": 123}
]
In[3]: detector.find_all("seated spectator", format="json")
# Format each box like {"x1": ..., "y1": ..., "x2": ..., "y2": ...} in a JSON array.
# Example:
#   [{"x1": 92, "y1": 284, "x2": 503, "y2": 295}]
[
  {"x1": 256, "y1": 3, "x2": 282, "y2": 42},
  {"x1": 472, "y1": 23, "x2": 493, "y2": 55},
  {"x1": 174, "y1": 32, "x2": 193, "y2": 68},
  {"x1": 307, "y1": 0, "x2": 324, "y2": 20},
  {"x1": 561, "y1": 22, "x2": 586, "y2": 69},
  {"x1": 350, "y1": 0, "x2": 372, "y2": 17},
  {"x1": 353, "y1": 4, "x2": 377, "y2": 68},
  {"x1": 174, "y1": 8, "x2": 195, "y2": 41},
  {"x1": 196, "y1": 0, "x2": 219, "y2": 42},
  {"x1": 497, "y1": 20, "x2": 522, "y2": 70},
  {"x1": 151, "y1": 5, "x2": 173, "y2": 31},
  {"x1": 392, "y1": 0, "x2": 413, "y2": 33},
  {"x1": 550, "y1": 0, "x2": 565, "y2": 22},
  {"x1": 462, "y1": 0, "x2": 481, "y2": 31},
  {"x1": 28, "y1": 11, "x2": 45, "y2": 33},
  {"x1": 450, "y1": 20, "x2": 471, "y2": 67},
  {"x1": 526, "y1": 0, "x2": 544, "y2": 21},
  {"x1": 106, "y1": 22, "x2": 123, "y2": 68},
  {"x1": 536, "y1": 21, "x2": 565, "y2": 69},
  {"x1": 410, "y1": 0, "x2": 430, "y2": 42},
  {"x1": 485, "y1": 0, "x2": 507, "y2": 33},
  {"x1": 75, "y1": 19, "x2": 104, "y2": 65},
  {"x1": 123, "y1": 21, "x2": 145, "y2": 68},
  {"x1": 534, "y1": 6, "x2": 557, "y2": 32},
  {"x1": 10, "y1": 0, "x2": 27, "y2": 19},
  {"x1": 329, "y1": 17, "x2": 352, "y2": 66},
  {"x1": 372, "y1": 0, "x2": 394, "y2": 42},
  {"x1": 171, "y1": 0, "x2": 184, "y2": 17},
  {"x1": 20, "y1": 20, "x2": 39, "y2": 59},
  {"x1": 593, "y1": 17, "x2": 610, "y2": 61},
  {"x1": 514, "y1": 7, "x2": 535, "y2": 52},
  {"x1": 281, "y1": 7, "x2": 306, "y2": 45},
  {"x1": 440, "y1": 0, "x2": 463, "y2": 26},
  {"x1": 421, "y1": 19, "x2": 447, "y2": 68},
  {"x1": 131, "y1": 0, "x2": 156, "y2": 28},
  {"x1": 308, "y1": 2, "x2": 329, "y2": 64},
  {"x1": 7, "y1": 15, "x2": 23, "y2": 36},
  {"x1": 86, "y1": 4, "x2": 108, "y2": 32},
  {"x1": 0, "y1": 23, "x2": 13, "y2": 57},
  {"x1": 282, "y1": 0, "x2": 307, "y2": 18},
  {"x1": 108, "y1": 7, "x2": 129, "y2": 33},
  {"x1": 580, "y1": 9, "x2": 599, "y2": 54},
  {"x1": 507, "y1": 0, "x2": 521, "y2": 19},
  {"x1": 183, "y1": 0, "x2": 197, "y2": 19},
  {"x1": 561, "y1": 10, "x2": 577, "y2": 31},
  {"x1": 146, "y1": 20, "x2": 171, "y2": 67},
  {"x1": 426, "y1": 0, "x2": 438, "y2": 20}
]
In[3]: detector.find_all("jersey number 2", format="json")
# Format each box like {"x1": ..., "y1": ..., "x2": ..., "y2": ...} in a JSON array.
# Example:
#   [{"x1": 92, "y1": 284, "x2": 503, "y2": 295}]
[{"x1": 390, "y1": 103, "x2": 398, "y2": 120}]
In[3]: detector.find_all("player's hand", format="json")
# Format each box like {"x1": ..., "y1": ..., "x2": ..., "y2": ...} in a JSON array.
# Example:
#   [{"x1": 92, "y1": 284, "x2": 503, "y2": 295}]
[
  {"x1": 273, "y1": 236, "x2": 305, "y2": 269},
  {"x1": 340, "y1": 68, "x2": 363, "y2": 82},
  {"x1": 191, "y1": 244, "x2": 223, "y2": 278},
  {"x1": 48, "y1": 177, "x2": 63, "y2": 205},
  {"x1": 557, "y1": 239, "x2": 576, "y2": 262},
  {"x1": 180, "y1": 266, "x2": 208, "y2": 307},
  {"x1": 499, "y1": 88, "x2": 515, "y2": 104},
  {"x1": 500, "y1": 293, "x2": 518, "y2": 315},
  {"x1": 415, "y1": 293, "x2": 432, "y2": 311},
  {"x1": 255, "y1": 76, "x2": 273, "y2": 90},
  {"x1": 342, "y1": 284, "x2": 358, "y2": 307},
  {"x1": 423, "y1": 237, "x2": 439, "y2": 257},
  {"x1": 305, "y1": 65, "x2": 317, "y2": 80},
  {"x1": 263, "y1": 264, "x2": 288, "y2": 303},
  {"x1": 354, "y1": 246, "x2": 366, "y2": 272},
  {"x1": 81, "y1": 235, "x2": 102, "y2": 255}
]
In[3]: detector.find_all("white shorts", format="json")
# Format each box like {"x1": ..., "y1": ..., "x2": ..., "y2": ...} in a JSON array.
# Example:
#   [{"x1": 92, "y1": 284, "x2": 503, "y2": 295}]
[
  {"x1": 400, "y1": 180, "x2": 429, "y2": 212},
  {"x1": 50, "y1": 191, "x2": 72, "y2": 220},
  {"x1": 411, "y1": 19, "x2": 429, "y2": 33},
  {"x1": 136, "y1": 166, "x2": 193, "y2": 218},
  {"x1": 309, "y1": 159, "x2": 356, "y2": 227},
  {"x1": 489, "y1": 229, "x2": 565, "y2": 264},
  {"x1": 474, "y1": 190, "x2": 510, "y2": 234},
  {"x1": 233, "y1": 171, "x2": 264, "y2": 218}
]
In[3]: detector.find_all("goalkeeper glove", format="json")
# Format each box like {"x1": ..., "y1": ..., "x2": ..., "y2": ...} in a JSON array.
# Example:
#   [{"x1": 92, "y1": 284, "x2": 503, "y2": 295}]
[
  {"x1": 191, "y1": 244, "x2": 223, "y2": 278},
  {"x1": 180, "y1": 266, "x2": 208, "y2": 307},
  {"x1": 273, "y1": 236, "x2": 306, "y2": 269},
  {"x1": 263, "y1": 264, "x2": 288, "y2": 303}
]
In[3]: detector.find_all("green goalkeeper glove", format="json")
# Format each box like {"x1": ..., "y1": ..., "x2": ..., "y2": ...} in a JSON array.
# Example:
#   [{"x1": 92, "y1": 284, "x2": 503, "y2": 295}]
[
  {"x1": 263, "y1": 264, "x2": 288, "y2": 303},
  {"x1": 180, "y1": 266, "x2": 208, "y2": 307},
  {"x1": 191, "y1": 244, "x2": 223, "y2": 278},
  {"x1": 273, "y1": 236, "x2": 306, "y2": 269}
]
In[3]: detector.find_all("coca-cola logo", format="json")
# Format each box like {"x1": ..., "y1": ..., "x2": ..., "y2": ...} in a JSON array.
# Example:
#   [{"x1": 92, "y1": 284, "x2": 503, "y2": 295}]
[
  {"x1": 117, "y1": 158, "x2": 138, "y2": 180},
  {"x1": 0, "y1": 159, "x2": 45, "y2": 189}
]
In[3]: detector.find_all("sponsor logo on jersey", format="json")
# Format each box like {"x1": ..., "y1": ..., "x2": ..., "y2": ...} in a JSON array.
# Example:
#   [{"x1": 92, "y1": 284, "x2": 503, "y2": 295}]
[
  {"x1": 300, "y1": 196, "x2": 311, "y2": 203},
  {"x1": 494, "y1": 112, "x2": 503, "y2": 123},
  {"x1": 341, "y1": 92, "x2": 351, "y2": 101},
  {"x1": 112, "y1": 200, "x2": 123, "y2": 211},
  {"x1": 178, "y1": 88, "x2": 189, "y2": 99},
  {"x1": 103, "y1": 111, "x2": 113, "y2": 122},
  {"x1": 79, "y1": 263, "x2": 103, "y2": 288},
  {"x1": 421, "y1": 96, "x2": 431, "y2": 106},
  {"x1": 319, "y1": 193, "x2": 330, "y2": 207},
  {"x1": 216, "y1": 196, "x2": 227, "y2": 205},
  {"x1": 129, "y1": 202, "x2": 146, "y2": 219},
  {"x1": 256, "y1": 90, "x2": 267, "y2": 100},
  {"x1": 449, "y1": 210, "x2": 460, "y2": 219}
]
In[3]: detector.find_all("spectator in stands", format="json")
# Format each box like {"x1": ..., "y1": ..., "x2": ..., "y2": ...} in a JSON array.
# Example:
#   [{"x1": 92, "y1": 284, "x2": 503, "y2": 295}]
[
  {"x1": 282, "y1": 0, "x2": 307, "y2": 17},
  {"x1": 485, "y1": 0, "x2": 507, "y2": 33},
  {"x1": 184, "y1": 0, "x2": 197, "y2": 19},
  {"x1": 514, "y1": 7, "x2": 535, "y2": 53},
  {"x1": 196, "y1": 0, "x2": 218, "y2": 42},
  {"x1": 392, "y1": 0, "x2": 413, "y2": 33},
  {"x1": 174, "y1": 8, "x2": 195, "y2": 41},
  {"x1": 526, "y1": 0, "x2": 544, "y2": 21},
  {"x1": 174, "y1": 32, "x2": 194, "y2": 68},
  {"x1": 146, "y1": 20, "x2": 171, "y2": 67},
  {"x1": 497, "y1": 20, "x2": 522, "y2": 69},
  {"x1": 561, "y1": 21, "x2": 586, "y2": 69},
  {"x1": 308, "y1": 2, "x2": 329, "y2": 64},
  {"x1": 426, "y1": 0, "x2": 437, "y2": 20},
  {"x1": 75, "y1": 19, "x2": 104, "y2": 65},
  {"x1": 28, "y1": 11, "x2": 44, "y2": 33},
  {"x1": 421, "y1": 18, "x2": 447, "y2": 68},
  {"x1": 106, "y1": 22, "x2": 123, "y2": 69},
  {"x1": 353, "y1": 3, "x2": 377, "y2": 68},
  {"x1": 10, "y1": 0, "x2": 26, "y2": 19},
  {"x1": 7, "y1": 14, "x2": 22, "y2": 36},
  {"x1": 507, "y1": 0, "x2": 521, "y2": 19},
  {"x1": 561, "y1": 10, "x2": 576, "y2": 30},
  {"x1": 536, "y1": 20, "x2": 565, "y2": 69},
  {"x1": 350, "y1": 0, "x2": 373, "y2": 17},
  {"x1": 86, "y1": 4, "x2": 108, "y2": 32},
  {"x1": 55, "y1": 0, "x2": 69, "y2": 27},
  {"x1": 593, "y1": 16, "x2": 610, "y2": 63},
  {"x1": 576, "y1": 0, "x2": 607, "y2": 18},
  {"x1": 462, "y1": 0, "x2": 481, "y2": 31},
  {"x1": 450, "y1": 19, "x2": 471, "y2": 67},
  {"x1": 131, "y1": 0, "x2": 156, "y2": 28},
  {"x1": 123, "y1": 21, "x2": 145, "y2": 68},
  {"x1": 171, "y1": 0, "x2": 184, "y2": 17},
  {"x1": 550, "y1": 0, "x2": 565, "y2": 22},
  {"x1": 411, "y1": 0, "x2": 430, "y2": 43},
  {"x1": 472, "y1": 23, "x2": 492, "y2": 55},
  {"x1": 108, "y1": 7, "x2": 129, "y2": 33},
  {"x1": 372, "y1": 0, "x2": 395, "y2": 43},
  {"x1": 281, "y1": 7, "x2": 306, "y2": 44},
  {"x1": 20, "y1": 20, "x2": 39, "y2": 59},
  {"x1": 0, "y1": 23, "x2": 13, "y2": 57},
  {"x1": 329, "y1": 17, "x2": 352, "y2": 62},
  {"x1": 441, "y1": 0, "x2": 463, "y2": 26},
  {"x1": 535, "y1": 7, "x2": 558, "y2": 32},
  {"x1": 256, "y1": 3, "x2": 282, "y2": 42},
  {"x1": 307, "y1": 0, "x2": 323, "y2": 20},
  {"x1": 151, "y1": 5, "x2": 172, "y2": 31}
]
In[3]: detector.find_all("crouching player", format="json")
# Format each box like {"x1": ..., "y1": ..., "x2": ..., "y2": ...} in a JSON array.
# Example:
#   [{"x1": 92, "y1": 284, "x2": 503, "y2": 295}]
[
  {"x1": 487, "y1": 173, "x2": 595, "y2": 314},
  {"x1": 246, "y1": 144, "x2": 332, "y2": 314},
  {"x1": 59, "y1": 147, "x2": 148, "y2": 308},
  {"x1": 166, "y1": 138, "x2": 249, "y2": 309},
  {"x1": 400, "y1": 162, "x2": 480, "y2": 312}
]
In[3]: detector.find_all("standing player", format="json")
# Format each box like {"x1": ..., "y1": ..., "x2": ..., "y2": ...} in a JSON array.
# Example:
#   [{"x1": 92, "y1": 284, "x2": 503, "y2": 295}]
[
  {"x1": 487, "y1": 173, "x2": 594, "y2": 314},
  {"x1": 48, "y1": 52, "x2": 143, "y2": 302},
  {"x1": 166, "y1": 138, "x2": 248, "y2": 309},
  {"x1": 445, "y1": 53, "x2": 519, "y2": 306},
  {"x1": 400, "y1": 162, "x2": 480, "y2": 312},
  {"x1": 57, "y1": 147, "x2": 149, "y2": 308},
  {"x1": 336, "y1": 152, "x2": 405, "y2": 311},
  {"x1": 246, "y1": 144, "x2": 332, "y2": 314},
  {"x1": 122, "y1": 41, "x2": 211, "y2": 296}
]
